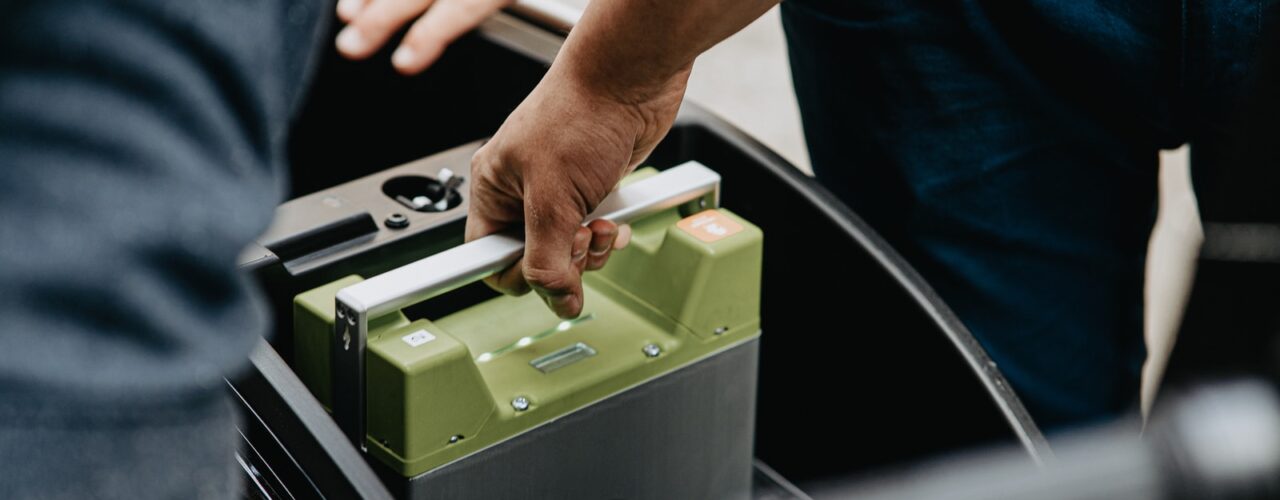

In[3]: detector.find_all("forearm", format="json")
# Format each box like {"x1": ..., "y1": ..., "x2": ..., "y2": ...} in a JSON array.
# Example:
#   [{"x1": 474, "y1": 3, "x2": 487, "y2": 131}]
[
  {"x1": 470, "y1": 0, "x2": 776, "y2": 318},
  {"x1": 557, "y1": 0, "x2": 780, "y2": 99}
]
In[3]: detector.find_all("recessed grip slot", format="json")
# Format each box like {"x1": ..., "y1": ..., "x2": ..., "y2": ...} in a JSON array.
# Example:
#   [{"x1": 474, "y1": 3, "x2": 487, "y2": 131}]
[{"x1": 262, "y1": 212, "x2": 378, "y2": 262}]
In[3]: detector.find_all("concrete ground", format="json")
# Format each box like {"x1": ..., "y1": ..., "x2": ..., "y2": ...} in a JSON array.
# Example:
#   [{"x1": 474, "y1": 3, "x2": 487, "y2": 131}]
[{"x1": 548, "y1": 1, "x2": 1202, "y2": 416}]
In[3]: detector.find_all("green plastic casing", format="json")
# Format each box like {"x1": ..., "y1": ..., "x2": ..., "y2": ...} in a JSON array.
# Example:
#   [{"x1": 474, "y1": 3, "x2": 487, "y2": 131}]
[{"x1": 292, "y1": 169, "x2": 763, "y2": 477}]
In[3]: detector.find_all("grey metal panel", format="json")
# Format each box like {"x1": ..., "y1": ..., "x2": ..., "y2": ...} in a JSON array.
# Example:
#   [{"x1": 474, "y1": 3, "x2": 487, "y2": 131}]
[
  {"x1": 380, "y1": 338, "x2": 761, "y2": 500},
  {"x1": 255, "y1": 141, "x2": 478, "y2": 274}
]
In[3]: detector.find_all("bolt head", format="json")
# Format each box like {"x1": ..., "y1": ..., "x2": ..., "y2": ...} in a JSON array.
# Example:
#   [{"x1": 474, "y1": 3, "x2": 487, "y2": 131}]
[
  {"x1": 642, "y1": 343, "x2": 662, "y2": 358},
  {"x1": 385, "y1": 213, "x2": 410, "y2": 229},
  {"x1": 511, "y1": 396, "x2": 530, "y2": 412}
]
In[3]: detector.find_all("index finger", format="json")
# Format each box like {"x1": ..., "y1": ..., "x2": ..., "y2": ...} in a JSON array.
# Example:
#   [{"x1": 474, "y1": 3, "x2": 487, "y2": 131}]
[{"x1": 391, "y1": 0, "x2": 513, "y2": 74}]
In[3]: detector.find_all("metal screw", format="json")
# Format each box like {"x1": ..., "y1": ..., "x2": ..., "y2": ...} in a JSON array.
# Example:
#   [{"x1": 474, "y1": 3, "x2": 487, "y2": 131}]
[
  {"x1": 342, "y1": 331, "x2": 351, "y2": 351},
  {"x1": 449, "y1": 434, "x2": 464, "y2": 444},
  {"x1": 642, "y1": 343, "x2": 662, "y2": 358},
  {"x1": 336, "y1": 307, "x2": 345, "y2": 320},
  {"x1": 714, "y1": 326, "x2": 728, "y2": 336},
  {"x1": 698, "y1": 198, "x2": 707, "y2": 209},
  {"x1": 511, "y1": 396, "x2": 530, "y2": 412},
  {"x1": 384, "y1": 213, "x2": 410, "y2": 229}
]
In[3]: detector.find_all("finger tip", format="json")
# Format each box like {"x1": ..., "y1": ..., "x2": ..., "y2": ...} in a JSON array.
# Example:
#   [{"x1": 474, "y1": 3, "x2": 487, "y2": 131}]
[
  {"x1": 335, "y1": 27, "x2": 370, "y2": 58},
  {"x1": 586, "y1": 253, "x2": 610, "y2": 272},
  {"x1": 549, "y1": 293, "x2": 582, "y2": 319},
  {"x1": 391, "y1": 46, "x2": 419, "y2": 72},
  {"x1": 394, "y1": 43, "x2": 445, "y2": 75},
  {"x1": 336, "y1": 0, "x2": 363, "y2": 20},
  {"x1": 614, "y1": 225, "x2": 633, "y2": 250},
  {"x1": 557, "y1": 306, "x2": 582, "y2": 320}
]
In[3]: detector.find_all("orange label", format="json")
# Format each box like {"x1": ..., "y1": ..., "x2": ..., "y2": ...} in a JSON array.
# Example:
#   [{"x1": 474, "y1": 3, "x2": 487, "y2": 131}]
[{"x1": 677, "y1": 210, "x2": 744, "y2": 243}]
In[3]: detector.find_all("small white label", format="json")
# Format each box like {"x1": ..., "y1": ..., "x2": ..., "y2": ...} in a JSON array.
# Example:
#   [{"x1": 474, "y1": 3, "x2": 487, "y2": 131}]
[{"x1": 401, "y1": 330, "x2": 436, "y2": 347}]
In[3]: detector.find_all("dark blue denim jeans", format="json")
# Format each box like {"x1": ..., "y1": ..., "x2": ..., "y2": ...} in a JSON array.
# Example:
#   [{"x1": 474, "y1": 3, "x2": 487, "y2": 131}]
[{"x1": 783, "y1": 0, "x2": 1274, "y2": 430}]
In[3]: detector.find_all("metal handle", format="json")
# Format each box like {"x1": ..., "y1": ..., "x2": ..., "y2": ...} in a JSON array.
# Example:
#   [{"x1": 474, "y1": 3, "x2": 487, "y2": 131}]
[
  {"x1": 330, "y1": 161, "x2": 721, "y2": 448},
  {"x1": 336, "y1": 161, "x2": 721, "y2": 318}
]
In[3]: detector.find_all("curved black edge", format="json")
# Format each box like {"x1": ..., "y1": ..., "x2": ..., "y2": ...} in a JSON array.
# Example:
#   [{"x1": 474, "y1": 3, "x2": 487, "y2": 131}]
[
  {"x1": 669, "y1": 103, "x2": 1052, "y2": 461},
  {"x1": 229, "y1": 340, "x2": 394, "y2": 500},
  {"x1": 753, "y1": 460, "x2": 815, "y2": 500}
]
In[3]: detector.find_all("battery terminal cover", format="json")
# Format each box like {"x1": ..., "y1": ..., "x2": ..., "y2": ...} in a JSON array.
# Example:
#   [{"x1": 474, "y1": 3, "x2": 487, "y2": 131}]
[{"x1": 293, "y1": 168, "x2": 762, "y2": 477}]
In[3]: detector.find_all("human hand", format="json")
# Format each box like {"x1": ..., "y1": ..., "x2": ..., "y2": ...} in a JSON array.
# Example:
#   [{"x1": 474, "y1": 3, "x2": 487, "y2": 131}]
[
  {"x1": 466, "y1": 64, "x2": 692, "y2": 318},
  {"x1": 334, "y1": 0, "x2": 515, "y2": 74}
]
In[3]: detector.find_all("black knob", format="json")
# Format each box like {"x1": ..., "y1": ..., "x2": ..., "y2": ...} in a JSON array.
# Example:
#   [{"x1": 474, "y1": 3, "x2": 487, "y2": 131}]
[{"x1": 384, "y1": 213, "x2": 410, "y2": 229}]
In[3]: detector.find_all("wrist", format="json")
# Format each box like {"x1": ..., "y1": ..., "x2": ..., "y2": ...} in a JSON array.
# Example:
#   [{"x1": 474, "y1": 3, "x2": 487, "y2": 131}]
[{"x1": 551, "y1": 35, "x2": 693, "y2": 107}]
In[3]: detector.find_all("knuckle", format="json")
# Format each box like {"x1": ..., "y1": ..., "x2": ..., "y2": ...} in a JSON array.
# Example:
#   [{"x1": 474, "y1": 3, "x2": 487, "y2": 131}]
[{"x1": 469, "y1": 152, "x2": 497, "y2": 182}]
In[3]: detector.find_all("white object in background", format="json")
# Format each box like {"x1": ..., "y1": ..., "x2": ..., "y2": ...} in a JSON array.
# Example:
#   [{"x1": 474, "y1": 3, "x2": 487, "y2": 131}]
[{"x1": 1142, "y1": 145, "x2": 1204, "y2": 418}]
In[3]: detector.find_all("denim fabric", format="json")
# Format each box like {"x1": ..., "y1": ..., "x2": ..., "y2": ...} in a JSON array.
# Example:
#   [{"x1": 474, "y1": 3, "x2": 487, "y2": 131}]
[
  {"x1": 0, "y1": 0, "x2": 326, "y2": 496},
  {"x1": 783, "y1": 0, "x2": 1275, "y2": 430}
]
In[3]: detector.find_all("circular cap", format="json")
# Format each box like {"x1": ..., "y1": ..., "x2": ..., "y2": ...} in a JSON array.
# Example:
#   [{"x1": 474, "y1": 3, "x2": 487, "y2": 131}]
[{"x1": 384, "y1": 213, "x2": 410, "y2": 229}]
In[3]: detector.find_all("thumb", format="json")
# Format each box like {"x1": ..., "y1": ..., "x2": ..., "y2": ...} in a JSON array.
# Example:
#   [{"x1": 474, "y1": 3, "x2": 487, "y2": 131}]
[{"x1": 521, "y1": 192, "x2": 593, "y2": 318}]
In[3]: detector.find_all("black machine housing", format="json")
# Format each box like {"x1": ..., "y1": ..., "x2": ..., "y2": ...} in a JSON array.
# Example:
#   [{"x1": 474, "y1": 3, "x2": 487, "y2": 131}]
[{"x1": 231, "y1": 8, "x2": 1050, "y2": 499}]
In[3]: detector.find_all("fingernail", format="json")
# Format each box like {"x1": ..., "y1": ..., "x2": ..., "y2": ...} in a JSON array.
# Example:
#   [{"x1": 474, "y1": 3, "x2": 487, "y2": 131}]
[
  {"x1": 614, "y1": 225, "x2": 632, "y2": 250},
  {"x1": 336, "y1": 0, "x2": 362, "y2": 19},
  {"x1": 572, "y1": 249, "x2": 587, "y2": 262},
  {"x1": 392, "y1": 46, "x2": 418, "y2": 69},
  {"x1": 336, "y1": 27, "x2": 367, "y2": 54},
  {"x1": 589, "y1": 248, "x2": 609, "y2": 257}
]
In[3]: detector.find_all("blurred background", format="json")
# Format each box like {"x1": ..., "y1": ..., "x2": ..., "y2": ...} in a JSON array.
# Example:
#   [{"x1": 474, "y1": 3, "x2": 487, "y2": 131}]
[{"x1": 554, "y1": 0, "x2": 1204, "y2": 415}]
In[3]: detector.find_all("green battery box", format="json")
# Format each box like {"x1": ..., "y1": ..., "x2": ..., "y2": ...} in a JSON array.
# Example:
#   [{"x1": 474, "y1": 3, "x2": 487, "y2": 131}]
[{"x1": 292, "y1": 164, "x2": 762, "y2": 498}]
